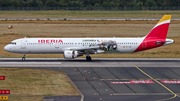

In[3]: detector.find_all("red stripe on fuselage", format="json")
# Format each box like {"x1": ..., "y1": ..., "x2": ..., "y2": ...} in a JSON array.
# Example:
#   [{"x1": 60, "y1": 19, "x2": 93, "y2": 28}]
[{"x1": 134, "y1": 23, "x2": 169, "y2": 52}]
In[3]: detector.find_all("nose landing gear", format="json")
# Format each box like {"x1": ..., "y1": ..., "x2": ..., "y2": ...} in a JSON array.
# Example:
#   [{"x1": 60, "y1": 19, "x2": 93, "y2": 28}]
[
  {"x1": 22, "y1": 53, "x2": 25, "y2": 61},
  {"x1": 86, "y1": 56, "x2": 91, "y2": 61}
]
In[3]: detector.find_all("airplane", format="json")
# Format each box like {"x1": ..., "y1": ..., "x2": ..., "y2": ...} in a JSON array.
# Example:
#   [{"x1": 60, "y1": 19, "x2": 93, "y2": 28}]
[{"x1": 4, "y1": 15, "x2": 174, "y2": 61}]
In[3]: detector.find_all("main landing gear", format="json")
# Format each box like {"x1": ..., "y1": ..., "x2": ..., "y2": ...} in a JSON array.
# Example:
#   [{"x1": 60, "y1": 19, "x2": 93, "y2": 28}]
[
  {"x1": 86, "y1": 56, "x2": 91, "y2": 61},
  {"x1": 22, "y1": 53, "x2": 25, "y2": 61}
]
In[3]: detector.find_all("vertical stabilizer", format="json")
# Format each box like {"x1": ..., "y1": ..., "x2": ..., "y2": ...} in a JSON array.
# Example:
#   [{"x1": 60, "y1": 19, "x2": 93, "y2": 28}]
[
  {"x1": 145, "y1": 15, "x2": 171, "y2": 39},
  {"x1": 134, "y1": 15, "x2": 172, "y2": 52}
]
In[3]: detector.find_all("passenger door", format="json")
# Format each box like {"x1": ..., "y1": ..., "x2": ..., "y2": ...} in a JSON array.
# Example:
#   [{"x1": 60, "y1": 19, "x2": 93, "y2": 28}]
[
  {"x1": 55, "y1": 43, "x2": 59, "y2": 48},
  {"x1": 21, "y1": 39, "x2": 26, "y2": 49}
]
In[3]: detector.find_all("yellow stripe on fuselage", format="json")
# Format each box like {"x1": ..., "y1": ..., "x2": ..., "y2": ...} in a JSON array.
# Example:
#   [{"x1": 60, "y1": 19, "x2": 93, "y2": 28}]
[{"x1": 157, "y1": 15, "x2": 172, "y2": 25}]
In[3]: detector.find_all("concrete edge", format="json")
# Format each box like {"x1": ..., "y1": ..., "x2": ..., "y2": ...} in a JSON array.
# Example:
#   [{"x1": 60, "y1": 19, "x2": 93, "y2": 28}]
[{"x1": 64, "y1": 73, "x2": 84, "y2": 101}]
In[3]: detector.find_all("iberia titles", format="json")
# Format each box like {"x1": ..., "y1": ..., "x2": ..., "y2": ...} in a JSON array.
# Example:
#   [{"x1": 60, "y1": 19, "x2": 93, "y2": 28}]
[{"x1": 38, "y1": 39, "x2": 63, "y2": 43}]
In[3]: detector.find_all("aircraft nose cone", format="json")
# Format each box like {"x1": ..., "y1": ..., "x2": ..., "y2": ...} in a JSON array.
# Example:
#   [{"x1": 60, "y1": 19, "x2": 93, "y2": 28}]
[{"x1": 4, "y1": 45, "x2": 10, "y2": 52}]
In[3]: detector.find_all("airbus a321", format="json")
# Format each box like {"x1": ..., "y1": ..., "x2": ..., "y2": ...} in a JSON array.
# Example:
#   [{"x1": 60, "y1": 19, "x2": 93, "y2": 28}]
[{"x1": 4, "y1": 15, "x2": 174, "y2": 61}]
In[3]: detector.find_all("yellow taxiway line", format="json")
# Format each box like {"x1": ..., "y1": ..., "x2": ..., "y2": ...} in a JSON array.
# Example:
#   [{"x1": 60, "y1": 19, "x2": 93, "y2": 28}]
[{"x1": 134, "y1": 65, "x2": 180, "y2": 101}]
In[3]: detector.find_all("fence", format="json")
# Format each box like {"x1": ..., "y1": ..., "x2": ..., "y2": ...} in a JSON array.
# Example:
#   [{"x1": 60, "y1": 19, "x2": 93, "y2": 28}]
[{"x1": 0, "y1": 7, "x2": 180, "y2": 11}]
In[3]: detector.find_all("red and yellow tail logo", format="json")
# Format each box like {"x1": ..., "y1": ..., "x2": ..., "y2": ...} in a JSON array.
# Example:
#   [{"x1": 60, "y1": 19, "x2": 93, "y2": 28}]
[{"x1": 146, "y1": 15, "x2": 171, "y2": 39}]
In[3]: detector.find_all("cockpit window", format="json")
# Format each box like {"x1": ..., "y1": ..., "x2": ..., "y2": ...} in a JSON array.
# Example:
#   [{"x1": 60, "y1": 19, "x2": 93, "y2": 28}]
[{"x1": 10, "y1": 42, "x2": 16, "y2": 45}]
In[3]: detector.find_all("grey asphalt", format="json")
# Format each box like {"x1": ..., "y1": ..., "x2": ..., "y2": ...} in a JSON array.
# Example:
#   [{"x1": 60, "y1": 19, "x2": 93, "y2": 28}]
[
  {"x1": 33, "y1": 66, "x2": 180, "y2": 101},
  {"x1": 0, "y1": 58, "x2": 180, "y2": 101},
  {"x1": 1, "y1": 17, "x2": 180, "y2": 20},
  {"x1": 0, "y1": 58, "x2": 180, "y2": 67}
]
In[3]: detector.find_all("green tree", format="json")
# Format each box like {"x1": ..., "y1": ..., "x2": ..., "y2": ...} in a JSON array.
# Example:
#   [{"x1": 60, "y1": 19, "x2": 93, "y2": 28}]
[
  {"x1": 163, "y1": 0, "x2": 171, "y2": 6},
  {"x1": 41, "y1": 0, "x2": 46, "y2": 6},
  {"x1": 1, "y1": 0, "x2": 180, "y2": 8},
  {"x1": 110, "y1": 1, "x2": 116, "y2": 7},
  {"x1": 88, "y1": 0, "x2": 97, "y2": 6},
  {"x1": 116, "y1": 0, "x2": 124, "y2": 7},
  {"x1": 145, "y1": 0, "x2": 157, "y2": 7},
  {"x1": 169, "y1": 0, "x2": 180, "y2": 7},
  {"x1": 22, "y1": 1, "x2": 29, "y2": 7},
  {"x1": 68, "y1": 1, "x2": 82, "y2": 7},
  {"x1": 126, "y1": 2, "x2": 136, "y2": 7},
  {"x1": 58, "y1": 1, "x2": 68, "y2": 7},
  {"x1": 102, "y1": 1, "x2": 109, "y2": 7},
  {"x1": 36, "y1": 0, "x2": 43, "y2": 7},
  {"x1": 97, "y1": 0, "x2": 103, "y2": 5},
  {"x1": 45, "y1": 0, "x2": 58, "y2": 7},
  {"x1": 0, "y1": 0, "x2": 10, "y2": 7},
  {"x1": 82, "y1": 0, "x2": 95, "y2": 7},
  {"x1": 9, "y1": 0, "x2": 24, "y2": 7},
  {"x1": 136, "y1": 1, "x2": 143, "y2": 7},
  {"x1": 29, "y1": 0, "x2": 43, "y2": 7},
  {"x1": 94, "y1": 3, "x2": 100, "y2": 7},
  {"x1": 157, "y1": 0, "x2": 163, "y2": 6},
  {"x1": 136, "y1": 0, "x2": 146, "y2": 4}
]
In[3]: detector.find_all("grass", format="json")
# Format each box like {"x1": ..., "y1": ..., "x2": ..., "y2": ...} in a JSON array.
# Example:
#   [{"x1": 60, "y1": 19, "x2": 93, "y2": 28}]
[
  {"x1": 1, "y1": 20, "x2": 180, "y2": 24},
  {"x1": 0, "y1": 22, "x2": 180, "y2": 58},
  {"x1": 7, "y1": 97, "x2": 44, "y2": 101},
  {"x1": 1, "y1": 11, "x2": 180, "y2": 18},
  {"x1": 1, "y1": 23, "x2": 180, "y2": 37},
  {"x1": 0, "y1": 68, "x2": 80, "y2": 96}
]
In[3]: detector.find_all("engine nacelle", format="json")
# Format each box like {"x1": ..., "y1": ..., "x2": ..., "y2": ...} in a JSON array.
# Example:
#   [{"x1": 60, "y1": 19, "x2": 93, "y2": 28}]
[{"x1": 63, "y1": 50, "x2": 78, "y2": 59}]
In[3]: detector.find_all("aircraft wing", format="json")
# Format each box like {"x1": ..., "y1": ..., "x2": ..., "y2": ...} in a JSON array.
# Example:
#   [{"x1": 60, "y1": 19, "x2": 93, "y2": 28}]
[
  {"x1": 63, "y1": 46, "x2": 104, "y2": 54},
  {"x1": 70, "y1": 46, "x2": 100, "y2": 51}
]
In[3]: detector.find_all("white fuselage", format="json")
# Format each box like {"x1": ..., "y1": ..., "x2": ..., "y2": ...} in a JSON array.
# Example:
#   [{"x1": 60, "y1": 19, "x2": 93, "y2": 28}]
[{"x1": 4, "y1": 37, "x2": 145, "y2": 54}]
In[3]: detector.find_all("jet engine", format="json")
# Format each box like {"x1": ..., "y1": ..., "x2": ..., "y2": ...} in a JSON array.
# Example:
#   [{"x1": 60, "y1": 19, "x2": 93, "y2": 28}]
[{"x1": 63, "y1": 50, "x2": 79, "y2": 59}]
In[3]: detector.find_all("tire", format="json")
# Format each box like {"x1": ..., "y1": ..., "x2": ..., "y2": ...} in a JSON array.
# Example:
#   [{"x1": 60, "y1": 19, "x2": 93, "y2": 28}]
[
  {"x1": 86, "y1": 56, "x2": 91, "y2": 61},
  {"x1": 22, "y1": 57, "x2": 25, "y2": 61}
]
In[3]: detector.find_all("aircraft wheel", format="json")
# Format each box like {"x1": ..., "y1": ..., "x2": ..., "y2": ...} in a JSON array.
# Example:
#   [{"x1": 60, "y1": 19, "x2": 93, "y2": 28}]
[
  {"x1": 22, "y1": 57, "x2": 25, "y2": 61},
  {"x1": 86, "y1": 56, "x2": 92, "y2": 61}
]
